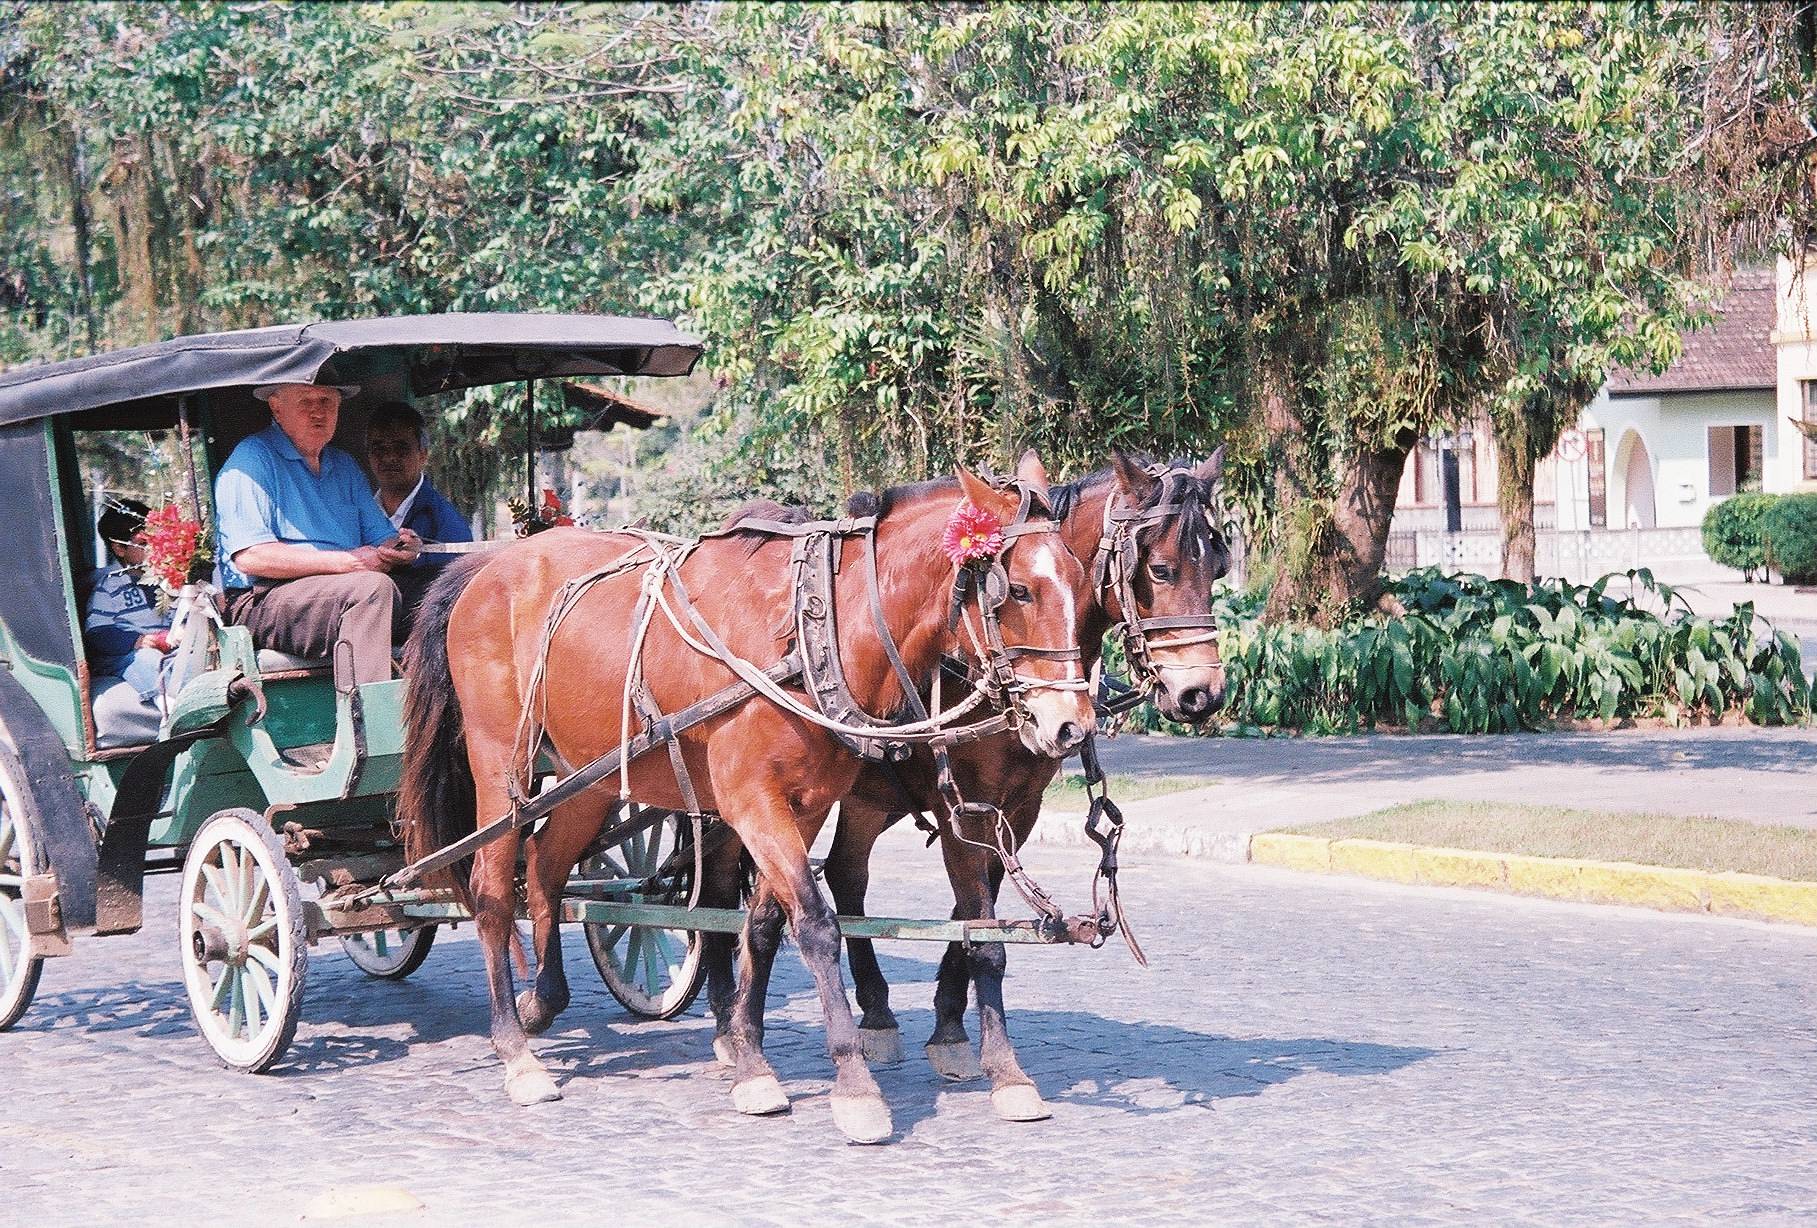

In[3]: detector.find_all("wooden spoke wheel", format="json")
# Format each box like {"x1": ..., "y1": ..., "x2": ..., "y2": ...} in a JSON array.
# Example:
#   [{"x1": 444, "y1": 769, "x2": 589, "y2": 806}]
[
  {"x1": 0, "y1": 756, "x2": 44, "y2": 1032},
  {"x1": 178, "y1": 809, "x2": 307, "y2": 1073},
  {"x1": 582, "y1": 808, "x2": 706, "y2": 1021},
  {"x1": 340, "y1": 926, "x2": 436, "y2": 980}
]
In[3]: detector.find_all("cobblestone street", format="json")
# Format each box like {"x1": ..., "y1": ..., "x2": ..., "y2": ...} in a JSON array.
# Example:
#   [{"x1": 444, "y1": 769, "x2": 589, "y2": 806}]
[{"x1": 5, "y1": 830, "x2": 1817, "y2": 1226}]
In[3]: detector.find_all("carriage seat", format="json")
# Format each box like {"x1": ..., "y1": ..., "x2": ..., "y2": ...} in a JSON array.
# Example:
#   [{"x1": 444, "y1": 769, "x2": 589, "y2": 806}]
[
  {"x1": 91, "y1": 676, "x2": 163, "y2": 749},
  {"x1": 255, "y1": 647, "x2": 330, "y2": 674}
]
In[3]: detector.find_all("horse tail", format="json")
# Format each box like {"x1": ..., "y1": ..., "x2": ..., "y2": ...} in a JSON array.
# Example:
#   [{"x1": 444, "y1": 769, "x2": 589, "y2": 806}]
[{"x1": 398, "y1": 554, "x2": 490, "y2": 890}]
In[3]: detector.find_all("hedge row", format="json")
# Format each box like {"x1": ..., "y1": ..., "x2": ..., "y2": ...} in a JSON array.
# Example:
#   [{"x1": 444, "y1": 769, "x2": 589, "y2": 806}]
[
  {"x1": 1702, "y1": 492, "x2": 1817, "y2": 583},
  {"x1": 1111, "y1": 567, "x2": 1810, "y2": 737}
]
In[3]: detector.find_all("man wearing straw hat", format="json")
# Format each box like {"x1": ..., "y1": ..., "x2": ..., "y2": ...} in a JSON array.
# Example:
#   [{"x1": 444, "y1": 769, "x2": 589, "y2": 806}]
[{"x1": 215, "y1": 382, "x2": 420, "y2": 688}]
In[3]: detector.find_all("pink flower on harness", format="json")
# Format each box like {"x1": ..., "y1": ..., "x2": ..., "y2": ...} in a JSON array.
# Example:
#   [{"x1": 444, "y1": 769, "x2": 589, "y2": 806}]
[{"x1": 941, "y1": 500, "x2": 1004, "y2": 566}]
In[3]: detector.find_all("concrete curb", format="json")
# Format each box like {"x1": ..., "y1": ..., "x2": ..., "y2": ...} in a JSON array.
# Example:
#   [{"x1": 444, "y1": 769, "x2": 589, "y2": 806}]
[
  {"x1": 1248, "y1": 832, "x2": 1817, "y2": 926},
  {"x1": 1032, "y1": 810, "x2": 1255, "y2": 863}
]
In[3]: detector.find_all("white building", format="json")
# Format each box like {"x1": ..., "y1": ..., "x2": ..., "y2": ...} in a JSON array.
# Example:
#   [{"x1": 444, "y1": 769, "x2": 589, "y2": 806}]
[{"x1": 1389, "y1": 259, "x2": 1817, "y2": 580}]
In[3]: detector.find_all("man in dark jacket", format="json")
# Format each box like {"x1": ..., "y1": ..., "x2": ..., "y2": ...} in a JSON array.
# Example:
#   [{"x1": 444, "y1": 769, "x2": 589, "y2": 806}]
[{"x1": 364, "y1": 401, "x2": 473, "y2": 618}]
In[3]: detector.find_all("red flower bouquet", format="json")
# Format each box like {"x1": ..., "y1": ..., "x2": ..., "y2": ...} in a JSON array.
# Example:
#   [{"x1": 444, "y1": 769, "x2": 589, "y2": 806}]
[
  {"x1": 510, "y1": 488, "x2": 577, "y2": 537},
  {"x1": 941, "y1": 500, "x2": 1004, "y2": 566},
  {"x1": 139, "y1": 503, "x2": 211, "y2": 598}
]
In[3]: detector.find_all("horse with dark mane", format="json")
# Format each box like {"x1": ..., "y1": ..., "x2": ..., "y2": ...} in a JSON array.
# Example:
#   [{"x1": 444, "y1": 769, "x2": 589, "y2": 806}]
[
  {"x1": 700, "y1": 448, "x2": 1231, "y2": 1121},
  {"x1": 396, "y1": 454, "x2": 1095, "y2": 1142}
]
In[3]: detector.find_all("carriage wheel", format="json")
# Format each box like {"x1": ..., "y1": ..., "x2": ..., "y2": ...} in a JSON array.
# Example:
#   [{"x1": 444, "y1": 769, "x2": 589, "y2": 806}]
[
  {"x1": 178, "y1": 808, "x2": 307, "y2": 1073},
  {"x1": 0, "y1": 758, "x2": 45, "y2": 1032},
  {"x1": 340, "y1": 925, "x2": 436, "y2": 980},
  {"x1": 582, "y1": 808, "x2": 706, "y2": 1020}
]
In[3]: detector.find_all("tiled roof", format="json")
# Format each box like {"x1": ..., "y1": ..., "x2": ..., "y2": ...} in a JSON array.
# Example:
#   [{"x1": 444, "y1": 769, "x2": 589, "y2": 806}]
[{"x1": 1608, "y1": 267, "x2": 1777, "y2": 395}]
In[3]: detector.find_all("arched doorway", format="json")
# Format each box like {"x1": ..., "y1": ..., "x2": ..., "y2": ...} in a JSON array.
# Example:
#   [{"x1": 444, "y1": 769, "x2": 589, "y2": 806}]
[{"x1": 1611, "y1": 430, "x2": 1657, "y2": 529}]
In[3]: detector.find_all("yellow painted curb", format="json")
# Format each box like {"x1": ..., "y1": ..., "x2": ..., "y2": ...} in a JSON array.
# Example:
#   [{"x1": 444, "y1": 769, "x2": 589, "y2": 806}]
[
  {"x1": 1247, "y1": 832, "x2": 1330, "y2": 874},
  {"x1": 1705, "y1": 872, "x2": 1817, "y2": 925},
  {"x1": 1248, "y1": 834, "x2": 1817, "y2": 926},
  {"x1": 1330, "y1": 839, "x2": 1421, "y2": 884}
]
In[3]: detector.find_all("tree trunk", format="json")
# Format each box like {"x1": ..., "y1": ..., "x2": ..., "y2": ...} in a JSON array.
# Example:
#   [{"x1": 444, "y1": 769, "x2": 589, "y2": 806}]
[
  {"x1": 1497, "y1": 417, "x2": 1537, "y2": 584},
  {"x1": 1260, "y1": 344, "x2": 1413, "y2": 624}
]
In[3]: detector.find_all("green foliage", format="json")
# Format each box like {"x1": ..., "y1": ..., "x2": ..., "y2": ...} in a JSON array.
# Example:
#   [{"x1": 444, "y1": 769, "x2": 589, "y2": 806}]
[
  {"x1": 1764, "y1": 493, "x2": 1817, "y2": 585},
  {"x1": 1113, "y1": 568, "x2": 1810, "y2": 736},
  {"x1": 1702, "y1": 493, "x2": 1778, "y2": 579}
]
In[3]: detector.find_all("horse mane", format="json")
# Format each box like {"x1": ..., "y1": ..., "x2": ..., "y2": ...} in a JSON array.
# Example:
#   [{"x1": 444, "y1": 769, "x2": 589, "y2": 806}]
[{"x1": 720, "y1": 498, "x2": 816, "y2": 556}]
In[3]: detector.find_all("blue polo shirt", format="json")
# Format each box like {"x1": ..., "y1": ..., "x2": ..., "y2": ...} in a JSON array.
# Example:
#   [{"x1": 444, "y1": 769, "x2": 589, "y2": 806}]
[{"x1": 214, "y1": 422, "x2": 397, "y2": 590}]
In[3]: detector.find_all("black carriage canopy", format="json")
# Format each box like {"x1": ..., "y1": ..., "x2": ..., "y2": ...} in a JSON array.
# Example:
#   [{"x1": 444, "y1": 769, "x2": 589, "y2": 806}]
[
  {"x1": 0, "y1": 313, "x2": 702, "y2": 687},
  {"x1": 0, "y1": 313, "x2": 703, "y2": 427}
]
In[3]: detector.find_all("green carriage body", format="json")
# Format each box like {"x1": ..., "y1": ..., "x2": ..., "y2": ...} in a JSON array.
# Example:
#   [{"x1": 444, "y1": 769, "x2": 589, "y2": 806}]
[{"x1": 0, "y1": 315, "x2": 702, "y2": 962}]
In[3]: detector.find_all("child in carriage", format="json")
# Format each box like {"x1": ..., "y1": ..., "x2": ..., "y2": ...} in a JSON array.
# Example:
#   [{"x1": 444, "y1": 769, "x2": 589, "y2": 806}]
[{"x1": 84, "y1": 498, "x2": 174, "y2": 703}]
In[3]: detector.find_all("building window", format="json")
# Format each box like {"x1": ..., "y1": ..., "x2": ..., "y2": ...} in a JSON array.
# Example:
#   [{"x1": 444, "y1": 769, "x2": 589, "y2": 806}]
[
  {"x1": 1709, "y1": 424, "x2": 1764, "y2": 497},
  {"x1": 1805, "y1": 381, "x2": 1817, "y2": 480}
]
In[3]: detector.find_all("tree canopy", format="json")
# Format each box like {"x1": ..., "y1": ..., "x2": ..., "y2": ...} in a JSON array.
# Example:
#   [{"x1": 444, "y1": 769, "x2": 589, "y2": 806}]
[{"x1": 1, "y1": 2, "x2": 1808, "y2": 597}]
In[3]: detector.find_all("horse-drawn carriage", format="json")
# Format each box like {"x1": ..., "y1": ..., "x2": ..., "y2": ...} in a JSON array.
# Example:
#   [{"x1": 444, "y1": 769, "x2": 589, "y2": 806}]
[{"x1": 0, "y1": 313, "x2": 1227, "y2": 1142}]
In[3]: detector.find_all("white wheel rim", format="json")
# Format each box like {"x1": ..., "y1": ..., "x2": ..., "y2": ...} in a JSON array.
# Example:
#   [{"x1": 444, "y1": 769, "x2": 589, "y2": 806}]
[
  {"x1": 0, "y1": 766, "x2": 37, "y2": 1011},
  {"x1": 588, "y1": 815, "x2": 700, "y2": 1015},
  {"x1": 180, "y1": 822, "x2": 293, "y2": 1066},
  {"x1": 342, "y1": 928, "x2": 424, "y2": 974}
]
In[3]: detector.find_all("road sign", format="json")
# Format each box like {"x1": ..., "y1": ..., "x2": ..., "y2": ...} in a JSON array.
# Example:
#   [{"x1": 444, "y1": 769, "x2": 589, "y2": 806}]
[{"x1": 1557, "y1": 429, "x2": 1586, "y2": 462}]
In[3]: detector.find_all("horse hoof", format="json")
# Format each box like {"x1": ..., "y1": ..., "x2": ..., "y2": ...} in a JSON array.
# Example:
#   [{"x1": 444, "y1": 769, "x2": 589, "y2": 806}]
[
  {"x1": 859, "y1": 1027, "x2": 904, "y2": 1065},
  {"x1": 830, "y1": 1093, "x2": 893, "y2": 1144},
  {"x1": 925, "y1": 1041, "x2": 985, "y2": 1082},
  {"x1": 506, "y1": 1067, "x2": 562, "y2": 1107},
  {"x1": 990, "y1": 1083, "x2": 1051, "y2": 1122},
  {"x1": 713, "y1": 1035, "x2": 737, "y2": 1068},
  {"x1": 731, "y1": 1075, "x2": 789, "y2": 1116}
]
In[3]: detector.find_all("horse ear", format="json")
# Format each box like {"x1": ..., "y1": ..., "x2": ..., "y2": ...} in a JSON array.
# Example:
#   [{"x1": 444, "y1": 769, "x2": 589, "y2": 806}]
[
  {"x1": 1110, "y1": 447, "x2": 1159, "y2": 500},
  {"x1": 957, "y1": 466, "x2": 1017, "y2": 518},
  {"x1": 1014, "y1": 448, "x2": 1051, "y2": 498},
  {"x1": 1195, "y1": 444, "x2": 1226, "y2": 486}
]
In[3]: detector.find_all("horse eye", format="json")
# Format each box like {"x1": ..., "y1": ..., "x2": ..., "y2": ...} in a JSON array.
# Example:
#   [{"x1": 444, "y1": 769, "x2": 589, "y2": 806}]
[
  {"x1": 1149, "y1": 562, "x2": 1174, "y2": 582},
  {"x1": 1008, "y1": 583, "x2": 1033, "y2": 603}
]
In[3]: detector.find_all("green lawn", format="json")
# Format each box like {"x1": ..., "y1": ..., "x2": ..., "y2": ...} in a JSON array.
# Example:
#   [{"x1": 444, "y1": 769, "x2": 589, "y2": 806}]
[
  {"x1": 1280, "y1": 801, "x2": 1817, "y2": 880},
  {"x1": 1042, "y1": 772, "x2": 1221, "y2": 807}
]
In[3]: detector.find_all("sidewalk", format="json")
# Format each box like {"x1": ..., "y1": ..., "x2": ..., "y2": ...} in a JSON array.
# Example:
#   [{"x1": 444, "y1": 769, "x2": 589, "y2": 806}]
[{"x1": 1033, "y1": 726, "x2": 1817, "y2": 863}]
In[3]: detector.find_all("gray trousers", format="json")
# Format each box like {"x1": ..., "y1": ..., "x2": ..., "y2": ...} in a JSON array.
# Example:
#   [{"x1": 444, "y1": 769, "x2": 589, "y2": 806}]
[{"x1": 230, "y1": 571, "x2": 403, "y2": 688}]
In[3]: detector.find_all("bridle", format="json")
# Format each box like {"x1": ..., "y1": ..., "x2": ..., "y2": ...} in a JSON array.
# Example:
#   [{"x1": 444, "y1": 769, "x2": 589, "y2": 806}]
[
  {"x1": 935, "y1": 480, "x2": 1090, "y2": 729},
  {"x1": 1092, "y1": 463, "x2": 1224, "y2": 702}
]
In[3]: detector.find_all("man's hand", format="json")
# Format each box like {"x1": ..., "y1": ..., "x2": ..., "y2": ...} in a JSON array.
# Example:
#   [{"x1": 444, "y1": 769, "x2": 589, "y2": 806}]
[
  {"x1": 136, "y1": 630, "x2": 173, "y2": 653},
  {"x1": 375, "y1": 528, "x2": 422, "y2": 570}
]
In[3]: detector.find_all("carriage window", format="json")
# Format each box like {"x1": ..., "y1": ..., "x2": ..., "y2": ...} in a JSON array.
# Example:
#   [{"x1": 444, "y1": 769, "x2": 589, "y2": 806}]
[{"x1": 73, "y1": 430, "x2": 213, "y2": 553}]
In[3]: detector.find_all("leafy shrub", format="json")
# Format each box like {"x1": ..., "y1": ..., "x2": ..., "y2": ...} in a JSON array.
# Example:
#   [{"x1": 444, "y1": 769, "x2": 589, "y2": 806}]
[
  {"x1": 1702, "y1": 493, "x2": 1777, "y2": 579},
  {"x1": 1764, "y1": 493, "x2": 1817, "y2": 585},
  {"x1": 1112, "y1": 567, "x2": 1810, "y2": 736}
]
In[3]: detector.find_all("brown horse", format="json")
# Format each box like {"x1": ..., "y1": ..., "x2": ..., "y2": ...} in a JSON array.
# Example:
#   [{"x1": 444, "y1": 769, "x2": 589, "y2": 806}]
[
  {"x1": 701, "y1": 449, "x2": 1230, "y2": 1121},
  {"x1": 397, "y1": 456, "x2": 1096, "y2": 1142}
]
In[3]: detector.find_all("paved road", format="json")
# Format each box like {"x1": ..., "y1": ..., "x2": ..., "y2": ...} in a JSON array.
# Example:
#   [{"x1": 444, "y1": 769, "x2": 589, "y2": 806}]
[{"x1": 6, "y1": 833, "x2": 1817, "y2": 1225}]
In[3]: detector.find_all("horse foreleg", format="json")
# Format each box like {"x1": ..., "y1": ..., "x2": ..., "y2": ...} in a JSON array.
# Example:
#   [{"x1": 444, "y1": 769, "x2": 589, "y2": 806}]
[
  {"x1": 934, "y1": 816, "x2": 1048, "y2": 1120},
  {"x1": 471, "y1": 834, "x2": 561, "y2": 1106},
  {"x1": 700, "y1": 826, "x2": 747, "y2": 1068},
  {"x1": 825, "y1": 800, "x2": 902, "y2": 1064},
  {"x1": 724, "y1": 877, "x2": 789, "y2": 1115},
  {"x1": 745, "y1": 818, "x2": 892, "y2": 1144}
]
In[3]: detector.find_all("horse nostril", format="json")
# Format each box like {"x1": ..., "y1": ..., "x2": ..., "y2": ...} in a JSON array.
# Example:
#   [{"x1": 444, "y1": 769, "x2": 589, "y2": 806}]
[
  {"x1": 1056, "y1": 721, "x2": 1085, "y2": 751},
  {"x1": 1178, "y1": 687, "x2": 1210, "y2": 717}
]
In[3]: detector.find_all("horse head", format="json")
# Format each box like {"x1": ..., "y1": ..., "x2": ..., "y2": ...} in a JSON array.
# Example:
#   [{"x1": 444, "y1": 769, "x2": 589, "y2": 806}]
[
  {"x1": 1104, "y1": 446, "x2": 1231, "y2": 723},
  {"x1": 950, "y1": 453, "x2": 1097, "y2": 758}
]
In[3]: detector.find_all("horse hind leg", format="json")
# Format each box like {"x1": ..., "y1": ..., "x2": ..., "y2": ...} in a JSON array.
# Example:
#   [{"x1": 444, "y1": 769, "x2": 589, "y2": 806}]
[
  {"x1": 824, "y1": 800, "x2": 902, "y2": 1064},
  {"x1": 516, "y1": 797, "x2": 612, "y2": 1036},
  {"x1": 470, "y1": 833, "x2": 561, "y2": 1106}
]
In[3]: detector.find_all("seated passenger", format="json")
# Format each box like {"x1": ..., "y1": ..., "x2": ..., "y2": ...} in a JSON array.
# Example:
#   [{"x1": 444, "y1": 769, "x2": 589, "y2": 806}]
[
  {"x1": 364, "y1": 401, "x2": 472, "y2": 618},
  {"x1": 215, "y1": 382, "x2": 420, "y2": 688},
  {"x1": 84, "y1": 498, "x2": 172, "y2": 703}
]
